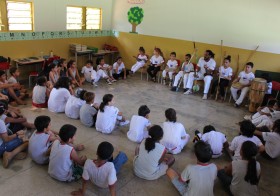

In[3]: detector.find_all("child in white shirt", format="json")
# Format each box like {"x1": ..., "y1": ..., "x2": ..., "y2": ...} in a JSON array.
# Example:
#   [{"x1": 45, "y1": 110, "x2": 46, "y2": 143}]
[
  {"x1": 81, "y1": 60, "x2": 98, "y2": 86},
  {"x1": 171, "y1": 53, "x2": 194, "y2": 92},
  {"x1": 32, "y1": 76, "x2": 52, "y2": 108},
  {"x1": 147, "y1": 48, "x2": 164, "y2": 82},
  {"x1": 161, "y1": 108, "x2": 190, "y2": 154},
  {"x1": 95, "y1": 94, "x2": 129, "y2": 134},
  {"x1": 231, "y1": 62, "x2": 255, "y2": 107},
  {"x1": 80, "y1": 92, "x2": 99, "y2": 127},
  {"x1": 112, "y1": 57, "x2": 128, "y2": 80},
  {"x1": 167, "y1": 141, "x2": 217, "y2": 196},
  {"x1": 130, "y1": 46, "x2": 148, "y2": 74},
  {"x1": 71, "y1": 142, "x2": 128, "y2": 196},
  {"x1": 162, "y1": 52, "x2": 178, "y2": 85},
  {"x1": 48, "y1": 124, "x2": 87, "y2": 182},
  {"x1": 260, "y1": 73, "x2": 273, "y2": 106},
  {"x1": 96, "y1": 57, "x2": 115, "y2": 85},
  {"x1": 65, "y1": 88, "x2": 87, "y2": 119},
  {"x1": 28, "y1": 116, "x2": 58, "y2": 164},
  {"x1": 127, "y1": 105, "x2": 151, "y2": 143}
]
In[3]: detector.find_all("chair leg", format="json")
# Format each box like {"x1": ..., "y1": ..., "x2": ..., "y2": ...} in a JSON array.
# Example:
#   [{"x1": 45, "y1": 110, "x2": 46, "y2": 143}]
[
  {"x1": 224, "y1": 87, "x2": 228, "y2": 101},
  {"x1": 140, "y1": 68, "x2": 143, "y2": 80},
  {"x1": 29, "y1": 76, "x2": 31, "y2": 88}
]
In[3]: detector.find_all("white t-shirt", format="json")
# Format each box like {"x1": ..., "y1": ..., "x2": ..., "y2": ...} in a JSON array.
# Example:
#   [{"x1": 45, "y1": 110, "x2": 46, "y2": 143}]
[
  {"x1": 166, "y1": 60, "x2": 178, "y2": 70},
  {"x1": 230, "y1": 160, "x2": 261, "y2": 196},
  {"x1": 180, "y1": 163, "x2": 217, "y2": 196},
  {"x1": 28, "y1": 131, "x2": 52, "y2": 164},
  {"x1": 113, "y1": 62, "x2": 125, "y2": 74},
  {"x1": 48, "y1": 140, "x2": 74, "y2": 182},
  {"x1": 0, "y1": 119, "x2": 7, "y2": 146},
  {"x1": 32, "y1": 85, "x2": 47, "y2": 104},
  {"x1": 238, "y1": 71, "x2": 255, "y2": 85},
  {"x1": 270, "y1": 110, "x2": 280, "y2": 122},
  {"x1": 229, "y1": 135, "x2": 263, "y2": 160},
  {"x1": 48, "y1": 88, "x2": 71, "y2": 113},
  {"x1": 65, "y1": 95, "x2": 86, "y2": 119},
  {"x1": 266, "y1": 82, "x2": 272, "y2": 94},
  {"x1": 137, "y1": 54, "x2": 148, "y2": 64},
  {"x1": 182, "y1": 62, "x2": 194, "y2": 72},
  {"x1": 262, "y1": 132, "x2": 280, "y2": 158},
  {"x1": 96, "y1": 106, "x2": 119, "y2": 134},
  {"x1": 150, "y1": 55, "x2": 164, "y2": 65},
  {"x1": 7, "y1": 76, "x2": 18, "y2": 84},
  {"x1": 81, "y1": 66, "x2": 94, "y2": 82},
  {"x1": 82, "y1": 159, "x2": 117, "y2": 188},
  {"x1": 201, "y1": 131, "x2": 227, "y2": 156},
  {"x1": 161, "y1": 122, "x2": 189, "y2": 152},
  {"x1": 97, "y1": 64, "x2": 110, "y2": 70},
  {"x1": 197, "y1": 57, "x2": 216, "y2": 75},
  {"x1": 127, "y1": 115, "x2": 151, "y2": 143},
  {"x1": 80, "y1": 104, "x2": 98, "y2": 127},
  {"x1": 219, "y1": 66, "x2": 233, "y2": 79}
]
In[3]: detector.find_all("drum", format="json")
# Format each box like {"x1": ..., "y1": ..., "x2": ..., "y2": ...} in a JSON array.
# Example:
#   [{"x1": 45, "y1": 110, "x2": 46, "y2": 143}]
[
  {"x1": 249, "y1": 78, "x2": 267, "y2": 112},
  {"x1": 231, "y1": 82, "x2": 243, "y2": 90}
]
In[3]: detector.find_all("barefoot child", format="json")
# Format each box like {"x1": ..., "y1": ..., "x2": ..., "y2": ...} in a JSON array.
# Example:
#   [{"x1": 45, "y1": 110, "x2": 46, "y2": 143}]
[
  {"x1": 68, "y1": 60, "x2": 85, "y2": 87},
  {"x1": 96, "y1": 57, "x2": 115, "y2": 84},
  {"x1": 8, "y1": 67, "x2": 27, "y2": 94}
]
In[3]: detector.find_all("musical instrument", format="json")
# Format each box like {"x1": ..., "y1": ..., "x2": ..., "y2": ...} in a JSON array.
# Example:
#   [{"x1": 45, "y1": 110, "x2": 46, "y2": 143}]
[
  {"x1": 249, "y1": 78, "x2": 267, "y2": 112},
  {"x1": 231, "y1": 82, "x2": 243, "y2": 90}
]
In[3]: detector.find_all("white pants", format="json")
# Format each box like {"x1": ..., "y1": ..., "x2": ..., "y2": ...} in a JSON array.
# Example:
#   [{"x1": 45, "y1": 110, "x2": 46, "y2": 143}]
[
  {"x1": 186, "y1": 72, "x2": 204, "y2": 90},
  {"x1": 231, "y1": 86, "x2": 250, "y2": 105},
  {"x1": 96, "y1": 70, "x2": 108, "y2": 82},
  {"x1": 173, "y1": 71, "x2": 186, "y2": 87},
  {"x1": 252, "y1": 107, "x2": 273, "y2": 128},
  {"x1": 162, "y1": 70, "x2": 174, "y2": 79},
  {"x1": 169, "y1": 135, "x2": 190, "y2": 155},
  {"x1": 203, "y1": 75, "x2": 213, "y2": 94},
  {"x1": 131, "y1": 62, "x2": 145, "y2": 73}
]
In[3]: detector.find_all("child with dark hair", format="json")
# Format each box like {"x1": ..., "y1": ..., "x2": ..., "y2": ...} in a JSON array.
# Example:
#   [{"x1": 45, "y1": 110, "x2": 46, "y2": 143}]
[
  {"x1": 162, "y1": 52, "x2": 178, "y2": 85},
  {"x1": 134, "y1": 125, "x2": 175, "y2": 180},
  {"x1": 32, "y1": 76, "x2": 52, "y2": 108},
  {"x1": 254, "y1": 119, "x2": 280, "y2": 159},
  {"x1": 96, "y1": 57, "x2": 115, "y2": 84},
  {"x1": 58, "y1": 58, "x2": 68, "y2": 77},
  {"x1": 71, "y1": 141, "x2": 128, "y2": 196},
  {"x1": 167, "y1": 141, "x2": 217, "y2": 196},
  {"x1": 8, "y1": 67, "x2": 27, "y2": 94},
  {"x1": 81, "y1": 60, "x2": 98, "y2": 87},
  {"x1": 112, "y1": 57, "x2": 129, "y2": 80},
  {"x1": 48, "y1": 124, "x2": 87, "y2": 182},
  {"x1": 65, "y1": 88, "x2": 87, "y2": 119},
  {"x1": 127, "y1": 105, "x2": 151, "y2": 143},
  {"x1": 28, "y1": 116, "x2": 58, "y2": 164},
  {"x1": 130, "y1": 46, "x2": 148, "y2": 74},
  {"x1": 147, "y1": 48, "x2": 165, "y2": 82},
  {"x1": 96, "y1": 94, "x2": 129, "y2": 134},
  {"x1": 193, "y1": 125, "x2": 228, "y2": 158},
  {"x1": 68, "y1": 60, "x2": 85, "y2": 87},
  {"x1": 161, "y1": 108, "x2": 190, "y2": 154},
  {"x1": 217, "y1": 141, "x2": 261, "y2": 195},
  {"x1": 48, "y1": 63, "x2": 60, "y2": 85},
  {"x1": 228, "y1": 120, "x2": 264, "y2": 160},
  {"x1": 80, "y1": 92, "x2": 99, "y2": 127}
]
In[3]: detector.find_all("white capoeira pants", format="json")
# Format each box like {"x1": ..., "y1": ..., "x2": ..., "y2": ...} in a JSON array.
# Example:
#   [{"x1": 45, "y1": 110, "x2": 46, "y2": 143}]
[
  {"x1": 173, "y1": 71, "x2": 189, "y2": 88},
  {"x1": 230, "y1": 86, "x2": 250, "y2": 105},
  {"x1": 168, "y1": 135, "x2": 190, "y2": 155},
  {"x1": 131, "y1": 62, "x2": 145, "y2": 73},
  {"x1": 251, "y1": 107, "x2": 273, "y2": 128},
  {"x1": 95, "y1": 70, "x2": 108, "y2": 82},
  {"x1": 186, "y1": 73, "x2": 213, "y2": 94},
  {"x1": 162, "y1": 70, "x2": 174, "y2": 79}
]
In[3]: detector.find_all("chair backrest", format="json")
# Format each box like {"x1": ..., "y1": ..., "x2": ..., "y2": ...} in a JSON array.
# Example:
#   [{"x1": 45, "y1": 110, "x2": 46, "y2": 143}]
[
  {"x1": 193, "y1": 63, "x2": 198, "y2": 70},
  {"x1": 0, "y1": 62, "x2": 9, "y2": 71},
  {"x1": 272, "y1": 81, "x2": 280, "y2": 91},
  {"x1": 176, "y1": 59, "x2": 181, "y2": 67}
]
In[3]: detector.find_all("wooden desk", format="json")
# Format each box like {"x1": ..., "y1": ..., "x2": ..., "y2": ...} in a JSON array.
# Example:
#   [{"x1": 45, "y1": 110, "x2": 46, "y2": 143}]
[{"x1": 14, "y1": 58, "x2": 45, "y2": 68}]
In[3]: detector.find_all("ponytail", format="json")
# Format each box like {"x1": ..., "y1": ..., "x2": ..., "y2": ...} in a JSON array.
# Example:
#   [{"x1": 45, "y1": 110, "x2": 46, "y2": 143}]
[
  {"x1": 99, "y1": 94, "x2": 113, "y2": 112},
  {"x1": 154, "y1": 47, "x2": 164, "y2": 58},
  {"x1": 145, "y1": 125, "x2": 163, "y2": 153}
]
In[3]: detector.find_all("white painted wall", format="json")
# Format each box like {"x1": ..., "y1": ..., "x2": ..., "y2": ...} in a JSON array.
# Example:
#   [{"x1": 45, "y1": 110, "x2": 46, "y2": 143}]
[
  {"x1": 112, "y1": 0, "x2": 280, "y2": 54},
  {"x1": 33, "y1": 0, "x2": 113, "y2": 31}
]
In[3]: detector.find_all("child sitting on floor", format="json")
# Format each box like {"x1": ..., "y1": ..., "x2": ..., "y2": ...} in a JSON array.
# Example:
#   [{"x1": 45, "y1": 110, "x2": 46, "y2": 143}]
[
  {"x1": 58, "y1": 58, "x2": 68, "y2": 77},
  {"x1": 48, "y1": 63, "x2": 60, "y2": 85},
  {"x1": 68, "y1": 60, "x2": 85, "y2": 87},
  {"x1": 217, "y1": 141, "x2": 261, "y2": 196},
  {"x1": 193, "y1": 125, "x2": 228, "y2": 158},
  {"x1": 134, "y1": 125, "x2": 175, "y2": 180},
  {"x1": 71, "y1": 142, "x2": 128, "y2": 196},
  {"x1": 227, "y1": 120, "x2": 264, "y2": 160},
  {"x1": 167, "y1": 141, "x2": 217, "y2": 196},
  {"x1": 95, "y1": 94, "x2": 129, "y2": 134},
  {"x1": 127, "y1": 105, "x2": 151, "y2": 143},
  {"x1": 8, "y1": 67, "x2": 27, "y2": 94},
  {"x1": 96, "y1": 57, "x2": 115, "y2": 85},
  {"x1": 81, "y1": 60, "x2": 98, "y2": 86},
  {"x1": 65, "y1": 88, "x2": 87, "y2": 119},
  {"x1": 79, "y1": 92, "x2": 99, "y2": 127},
  {"x1": 162, "y1": 52, "x2": 178, "y2": 86},
  {"x1": 28, "y1": 116, "x2": 58, "y2": 164},
  {"x1": 130, "y1": 46, "x2": 148, "y2": 74},
  {"x1": 48, "y1": 124, "x2": 87, "y2": 182},
  {"x1": 112, "y1": 57, "x2": 129, "y2": 80},
  {"x1": 161, "y1": 108, "x2": 190, "y2": 154},
  {"x1": 32, "y1": 76, "x2": 52, "y2": 108}
]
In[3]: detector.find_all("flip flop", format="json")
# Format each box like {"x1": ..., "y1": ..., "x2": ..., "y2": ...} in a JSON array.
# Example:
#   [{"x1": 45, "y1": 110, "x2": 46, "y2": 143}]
[{"x1": 14, "y1": 152, "x2": 27, "y2": 160}]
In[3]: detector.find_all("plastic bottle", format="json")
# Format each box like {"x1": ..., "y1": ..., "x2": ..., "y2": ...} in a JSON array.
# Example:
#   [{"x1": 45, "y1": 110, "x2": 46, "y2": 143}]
[{"x1": 50, "y1": 50, "x2": 53, "y2": 58}]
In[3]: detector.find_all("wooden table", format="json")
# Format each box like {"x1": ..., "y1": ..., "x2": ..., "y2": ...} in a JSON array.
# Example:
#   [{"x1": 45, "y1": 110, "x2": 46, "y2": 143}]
[{"x1": 14, "y1": 57, "x2": 45, "y2": 68}]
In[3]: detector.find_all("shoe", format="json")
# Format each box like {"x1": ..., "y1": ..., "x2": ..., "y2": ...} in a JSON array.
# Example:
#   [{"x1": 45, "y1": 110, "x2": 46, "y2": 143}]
[
  {"x1": 111, "y1": 79, "x2": 117, "y2": 82},
  {"x1": 184, "y1": 90, "x2": 192, "y2": 95},
  {"x1": 93, "y1": 82, "x2": 98, "y2": 87},
  {"x1": 183, "y1": 88, "x2": 188, "y2": 92},
  {"x1": 163, "y1": 79, "x2": 166, "y2": 85},
  {"x1": 106, "y1": 79, "x2": 112, "y2": 85},
  {"x1": 202, "y1": 94, "x2": 207, "y2": 100},
  {"x1": 244, "y1": 115, "x2": 252, "y2": 120},
  {"x1": 171, "y1": 87, "x2": 176, "y2": 91},
  {"x1": 234, "y1": 103, "x2": 240, "y2": 108},
  {"x1": 119, "y1": 120, "x2": 130, "y2": 126}
]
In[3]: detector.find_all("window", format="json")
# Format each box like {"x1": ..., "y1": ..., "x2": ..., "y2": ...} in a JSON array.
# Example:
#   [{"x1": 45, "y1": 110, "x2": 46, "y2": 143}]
[
  {"x1": 6, "y1": 1, "x2": 33, "y2": 31},
  {"x1": 66, "y1": 6, "x2": 102, "y2": 30}
]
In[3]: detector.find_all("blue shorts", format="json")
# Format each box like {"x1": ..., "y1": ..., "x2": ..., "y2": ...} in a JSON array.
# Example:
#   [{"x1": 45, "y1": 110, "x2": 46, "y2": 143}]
[
  {"x1": 0, "y1": 137, "x2": 23, "y2": 156},
  {"x1": 1, "y1": 89, "x2": 20, "y2": 101},
  {"x1": 171, "y1": 176, "x2": 188, "y2": 195}
]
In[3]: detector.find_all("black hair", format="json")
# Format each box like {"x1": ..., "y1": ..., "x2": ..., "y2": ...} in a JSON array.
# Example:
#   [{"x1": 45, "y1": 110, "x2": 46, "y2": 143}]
[
  {"x1": 67, "y1": 60, "x2": 75, "y2": 69},
  {"x1": 206, "y1": 50, "x2": 215, "y2": 58},
  {"x1": 260, "y1": 73, "x2": 272, "y2": 83},
  {"x1": 224, "y1": 55, "x2": 231, "y2": 62},
  {"x1": 9, "y1": 67, "x2": 18, "y2": 76},
  {"x1": 139, "y1": 46, "x2": 145, "y2": 53},
  {"x1": 273, "y1": 119, "x2": 280, "y2": 135},
  {"x1": 240, "y1": 120, "x2": 256, "y2": 137},
  {"x1": 84, "y1": 92, "x2": 95, "y2": 103},
  {"x1": 86, "y1": 60, "x2": 93, "y2": 65},
  {"x1": 49, "y1": 63, "x2": 57, "y2": 70},
  {"x1": 185, "y1": 54, "x2": 191, "y2": 58},
  {"x1": 58, "y1": 58, "x2": 66, "y2": 67},
  {"x1": 0, "y1": 70, "x2": 6, "y2": 77},
  {"x1": 96, "y1": 57, "x2": 104, "y2": 65},
  {"x1": 165, "y1": 108, "x2": 177, "y2": 123},
  {"x1": 203, "y1": 125, "x2": 216, "y2": 134},
  {"x1": 59, "y1": 124, "x2": 77, "y2": 143},
  {"x1": 246, "y1": 62, "x2": 254, "y2": 68},
  {"x1": 194, "y1": 140, "x2": 213, "y2": 163},
  {"x1": 116, "y1": 56, "x2": 122, "y2": 62},
  {"x1": 145, "y1": 125, "x2": 163, "y2": 153},
  {"x1": 0, "y1": 101, "x2": 7, "y2": 115},
  {"x1": 99, "y1": 94, "x2": 113, "y2": 112},
  {"x1": 138, "y1": 105, "x2": 150, "y2": 117},
  {"x1": 170, "y1": 52, "x2": 176, "y2": 57},
  {"x1": 36, "y1": 76, "x2": 47, "y2": 86},
  {"x1": 241, "y1": 141, "x2": 259, "y2": 185},
  {"x1": 54, "y1": 76, "x2": 70, "y2": 89},
  {"x1": 79, "y1": 90, "x2": 87, "y2": 101},
  {"x1": 34, "y1": 116, "x2": 51, "y2": 133},
  {"x1": 97, "y1": 141, "x2": 114, "y2": 160}
]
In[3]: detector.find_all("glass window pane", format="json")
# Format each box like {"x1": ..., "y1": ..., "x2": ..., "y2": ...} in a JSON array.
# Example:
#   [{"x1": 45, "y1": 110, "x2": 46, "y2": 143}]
[
  {"x1": 86, "y1": 8, "x2": 101, "y2": 30},
  {"x1": 9, "y1": 24, "x2": 32, "y2": 30},
  {"x1": 67, "y1": 7, "x2": 83, "y2": 30},
  {"x1": 7, "y1": 2, "x2": 31, "y2": 10},
  {"x1": 9, "y1": 17, "x2": 32, "y2": 23}
]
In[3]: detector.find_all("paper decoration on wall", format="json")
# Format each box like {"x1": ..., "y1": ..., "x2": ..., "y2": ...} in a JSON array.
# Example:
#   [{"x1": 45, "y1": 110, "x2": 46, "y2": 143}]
[
  {"x1": 127, "y1": 7, "x2": 144, "y2": 34},
  {"x1": 128, "y1": 0, "x2": 145, "y2": 4},
  {"x1": 0, "y1": 30, "x2": 115, "y2": 41}
]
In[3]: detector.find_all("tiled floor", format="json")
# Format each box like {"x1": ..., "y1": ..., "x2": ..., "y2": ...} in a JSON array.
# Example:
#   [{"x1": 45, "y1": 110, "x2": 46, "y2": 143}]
[{"x1": 1, "y1": 75, "x2": 279, "y2": 196}]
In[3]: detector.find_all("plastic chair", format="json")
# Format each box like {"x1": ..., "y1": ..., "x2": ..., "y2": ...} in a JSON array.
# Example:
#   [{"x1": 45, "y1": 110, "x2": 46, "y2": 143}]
[
  {"x1": 267, "y1": 81, "x2": 280, "y2": 105},
  {"x1": 161, "y1": 59, "x2": 181, "y2": 85}
]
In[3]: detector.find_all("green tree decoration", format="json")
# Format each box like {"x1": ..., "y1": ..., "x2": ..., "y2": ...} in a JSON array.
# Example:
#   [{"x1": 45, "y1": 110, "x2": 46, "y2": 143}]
[{"x1": 127, "y1": 6, "x2": 144, "y2": 34}]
